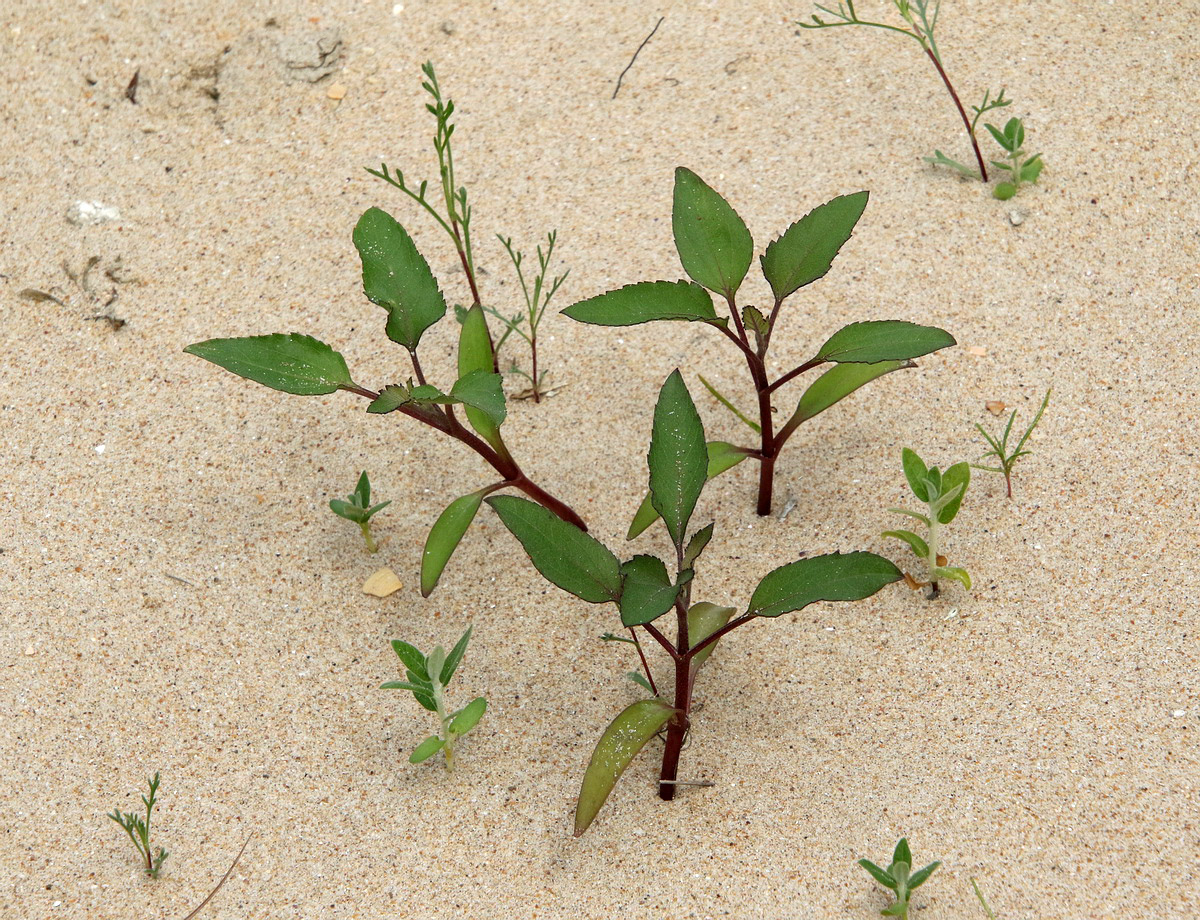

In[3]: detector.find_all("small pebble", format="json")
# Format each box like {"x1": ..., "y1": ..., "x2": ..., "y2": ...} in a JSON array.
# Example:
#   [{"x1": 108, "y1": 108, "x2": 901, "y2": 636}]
[
  {"x1": 326, "y1": 83, "x2": 347, "y2": 100},
  {"x1": 1008, "y1": 210, "x2": 1025, "y2": 226},
  {"x1": 24, "y1": 645, "x2": 35, "y2": 656},
  {"x1": 363, "y1": 568, "x2": 403, "y2": 598},
  {"x1": 67, "y1": 201, "x2": 121, "y2": 226},
  {"x1": 1172, "y1": 709, "x2": 1186, "y2": 718},
  {"x1": 967, "y1": 345, "x2": 988, "y2": 357}
]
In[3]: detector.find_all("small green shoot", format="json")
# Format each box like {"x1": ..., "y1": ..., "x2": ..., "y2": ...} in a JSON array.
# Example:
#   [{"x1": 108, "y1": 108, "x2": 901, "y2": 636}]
[
  {"x1": 382, "y1": 626, "x2": 487, "y2": 771},
  {"x1": 884, "y1": 447, "x2": 970, "y2": 599},
  {"x1": 858, "y1": 837, "x2": 941, "y2": 919},
  {"x1": 490, "y1": 231, "x2": 570, "y2": 402},
  {"x1": 971, "y1": 877, "x2": 998, "y2": 920},
  {"x1": 329, "y1": 471, "x2": 391, "y2": 553},
  {"x1": 108, "y1": 772, "x2": 168, "y2": 878},
  {"x1": 972, "y1": 388, "x2": 1050, "y2": 498},
  {"x1": 984, "y1": 117, "x2": 1044, "y2": 200}
]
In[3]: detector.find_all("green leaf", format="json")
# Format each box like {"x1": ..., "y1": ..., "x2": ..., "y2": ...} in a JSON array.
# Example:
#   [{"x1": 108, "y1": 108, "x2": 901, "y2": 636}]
[
  {"x1": 561, "y1": 280, "x2": 718, "y2": 326},
  {"x1": 449, "y1": 696, "x2": 487, "y2": 734},
  {"x1": 859, "y1": 858, "x2": 897, "y2": 890},
  {"x1": 367, "y1": 384, "x2": 414, "y2": 414},
  {"x1": 457, "y1": 304, "x2": 503, "y2": 448},
  {"x1": 390, "y1": 640, "x2": 428, "y2": 679},
  {"x1": 902, "y1": 448, "x2": 930, "y2": 502},
  {"x1": 421, "y1": 490, "x2": 487, "y2": 597},
  {"x1": 1020, "y1": 155, "x2": 1044, "y2": 184},
  {"x1": 619, "y1": 555, "x2": 680, "y2": 628},
  {"x1": 329, "y1": 498, "x2": 366, "y2": 523},
  {"x1": 409, "y1": 735, "x2": 445, "y2": 764},
  {"x1": 487, "y1": 495, "x2": 622, "y2": 603},
  {"x1": 933, "y1": 566, "x2": 972, "y2": 590},
  {"x1": 672, "y1": 167, "x2": 753, "y2": 298},
  {"x1": 747, "y1": 552, "x2": 902, "y2": 618},
  {"x1": 440, "y1": 626, "x2": 472, "y2": 685},
  {"x1": 450, "y1": 369, "x2": 507, "y2": 426},
  {"x1": 985, "y1": 121, "x2": 1012, "y2": 151},
  {"x1": 353, "y1": 471, "x2": 371, "y2": 506},
  {"x1": 814, "y1": 321, "x2": 956, "y2": 364},
  {"x1": 908, "y1": 861, "x2": 941, "y2": 891},
  {"x1": 687, "y1": 601, "x2": 735, "y2": 667},
  {"x1": 682, "y1": 522, "x2": 715, "y2": 571},
  {"x1": 992, "y1": 181, "x2": 1017, "y2": 201},
  {"x1": 698, "y1": 373, "x2": 761, "y2": 434},
  {"x1": 882, "y1": 529, "x2": 929, "y2": 560},
  {"x1": 184, "y1": 334, "x2": 354, "y2": 396},
  {"x1": 793, "y1": 359, "x2": 913, "y2": 424},
  {"x1": 574, "y1": 699, "x2": 677, "y2": 836},
  {"x1": 937, "y1": 462, "x2": 970, "y2": 524},
  {"x1": 379, "y1": 680, "x2": 430, "y2": 693},
  {"x1": 760, "y1": 191, "x2": 869, "y2": 300},
  {"x1": 425, "y1": 646, "x2": 446, "y2": 684},
  {"x1": 627, "y1": 672, "x2": 654, "y2": 693},
  {"x1": 893, "y1": 838, "x2": 913, "y2": 868},
  {"x1": 923, "y1": 149, "x2": 979, "y2": 179},
  {"x1": 627, "y1": 441, "x2": 749, "y2": 539},
  {"x1": 648, "y1": 371, "x2": 708, "y2": 546},
  {"x1": 353, "y1": 207, "x2": 446, "y2": 349}
]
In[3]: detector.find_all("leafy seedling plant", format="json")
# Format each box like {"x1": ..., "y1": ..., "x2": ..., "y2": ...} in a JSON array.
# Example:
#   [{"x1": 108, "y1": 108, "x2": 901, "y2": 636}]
[
  {"x1": 329, "y1": 470, "x2": 390, "y2": 553},
  {"x1": 382, "y1": 626, "x2": 487, "y2": 770},
  {"x1": 186, "y1": 62, "x2": 587, "y2": 597},
  {"x1": 973, "y1": 387, "x2": 1050, "y2": 498},
  {"x1": 859, "y1": 837, "x2": 941, "y2": 919},
  {"x1": 487, "y1": 370, "x2": 905, "y2": 835},
  {"x1": 108, "y1": 772, "x2": 168, "y2": 878},
  {"x1": 563, "y1": 167, "x2": 955, "y2": 516},
  {"x1": 884, "y1": 447, "x2": 970, "y2": 599},
  {"x1": 799, "y1": 1, "x2": 1045, "y2": 197}
]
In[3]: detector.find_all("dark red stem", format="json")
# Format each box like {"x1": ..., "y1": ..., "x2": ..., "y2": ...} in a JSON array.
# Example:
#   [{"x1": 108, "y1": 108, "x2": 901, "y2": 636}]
[{"x1": 923, "y1": 46, "x2": 989, "y2": 182}]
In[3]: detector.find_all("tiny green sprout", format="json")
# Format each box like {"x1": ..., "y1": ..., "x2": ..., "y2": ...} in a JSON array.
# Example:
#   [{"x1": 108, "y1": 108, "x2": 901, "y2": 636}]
[
  {"x1": 108, "y1": 772, "x2": 168, "y2": 878},
  {"x1": 858, "y1": 837, "x2": 941, "y2": 919},
  {"x1": 382, "y1": 626, "x2": 487, "y2": 771},
  {"x1": 984, "y1": 116, "x2": 1045, "y2": 200},
  {"x1": 971, "y1": 877, "x2": 998, "y2": 919},
  {"x1": 972, "y1": 388, "x2": 1050, "y2": 498},
  {"x1": 329, "y1": 471, "x2": 391, "y2": 553},
  {"x1": 884, "y1": 447, "x2": 971, "y2": 599}
]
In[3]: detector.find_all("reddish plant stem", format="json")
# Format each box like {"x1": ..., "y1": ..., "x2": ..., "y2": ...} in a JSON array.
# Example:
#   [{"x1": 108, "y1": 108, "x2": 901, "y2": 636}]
[
  {"x1": 628, "y1": 627, "x2": 657, "y2": 697},
  {"x1": 658, "y1": 593, "x2": 692, "y2": 801},
  {"x1": 923, "y1": 46, "x2": 989, "y2": 182},
  {"x1": 530, "y1": 335, "x2": 541, "y2": 403}
]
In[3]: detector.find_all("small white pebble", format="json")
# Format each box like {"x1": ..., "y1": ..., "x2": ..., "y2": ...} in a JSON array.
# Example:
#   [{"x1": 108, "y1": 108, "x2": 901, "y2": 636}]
[
  {"x1": 24, "y1": 645, "x2": 35, "y2": 656},
  {"x1": 67, "y1": 200, "x2": 120, "y2": 226},
  {"x1": 1008, "y1": 210, "x2": 1025, "y2": 226},
  {"x1": 1172, "y1": 709, "x2": 1186, "y2": 718},
  {"x1": 392, "y1": 2, "x2": 404, "y2": 13},
  {"x1": 94, "y1": 444, "x2": 105, "y2": 454}
]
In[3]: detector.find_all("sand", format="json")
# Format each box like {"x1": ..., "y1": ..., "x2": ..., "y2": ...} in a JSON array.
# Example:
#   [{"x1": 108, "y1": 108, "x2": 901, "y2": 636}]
[{"x1": 2, "y1": 0, "x2": 1198, "y2": 917}]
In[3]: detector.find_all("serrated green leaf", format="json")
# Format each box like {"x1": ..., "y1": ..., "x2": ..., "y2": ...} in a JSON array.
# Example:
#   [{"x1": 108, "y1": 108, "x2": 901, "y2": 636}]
[
  {"x1": 687, "y1": 601, "x2": 735, "y2": 667},
  {"x1": 574, "y1": 698, "x2": 677, "y2": 836},
  {"x1": 619, "y1": 555, "x2": 680, "y2": 627},
  {"x1": 859, "y1": 858, "x2": 897, "y2": 890},
  {"x1": 627, "y1": 441, "x2": 749, "y2": 539},
  {"x1": 682, "y1": 522, "x2": 715, "y2": 571},
  {"x1": 672, "y1": 167, "x2": 753, "y2": 298},
  {"x1": 440, "y1": 626, "x2": 472, "y2": 685},
  {"x1": 450, "y1": 369, "x2": 506, "y2": 426},
  {"x1": 793, "y1": 359, "x2": 913, "y2": 424},
  {"x1": 390, "y1": 640, "x2": 428, "y2": 679},
  {"x1": 421, "y1": 491, "x2": 487, "y2": 596},
  {"x1": 367, "y1": 384, "x2": 414, "y2": 414},
  {"x1": 457, "y1": 304, "x2": 503, "y2": 448},
  {"x1": 814, "y1": 321, "x2": 956, "y2": 364},
  {"x1": 449, "y1": 696, "x2": 486, "y2": 734},
  {"x1": 561, "y1": 280, "x2": 718, "y2": 326},
  {"x1": 409, "y1": 736, "x2": 445, "y2": 764},
  {"x1": 937, "y1": 462, "x2": 970, "y2": 524},
  {"x1": 747, "y1": 552, "x2": 902, "y2": 618},
  {"x1": 1020, "y1": 155, "x2": 1044, "y2": 184},
  {"x1": 882, "y1": 529, "x2": 929, "y2": 560},
  {"x1": 902, "y1": 448, "x2": 929, "y2": 502},
  {"x1": 649, "y1": 371, "x2": 708, "y2": 546},
  {"x1": 184, "y1": 334, "x2": 354, "y2": 396},
  {"x1": 353, "y1": 207, "x2": 447, "y2": 349},
  {"x1": 487, "y1": 495, "x2": 622, "y2": 604},
  {"x1": 760, "y1": 191, "x2": 868, "y2": 300}
]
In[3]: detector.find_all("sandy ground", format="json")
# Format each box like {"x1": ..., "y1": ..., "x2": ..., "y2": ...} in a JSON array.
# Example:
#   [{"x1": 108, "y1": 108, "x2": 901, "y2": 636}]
[{"x1": 2, "y1": 0, "x2": 1198, "y2": 917}]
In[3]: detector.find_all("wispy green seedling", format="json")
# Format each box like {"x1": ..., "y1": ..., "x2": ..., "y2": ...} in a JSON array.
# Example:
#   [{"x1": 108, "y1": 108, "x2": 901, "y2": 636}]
[
  {"x1": 799, "y1": 2, "x2": 1045, "y2": 195},
  {"x1": 329, "y1": 471, "x2": 391, "y2": 553},
  {"x1": 382, "y1": 626, "x2": 487, "y2": 771},
  {"x1": 858, "y1": 837, "x2": 941, "y2": 919},
  {"x1": 186, "y1": 63, "x2": 586, "y2": 597},
  {"x1": 972, "y1": 388, "x2": 1050, "y2": 497},
  {"x1": 985, "y1": 117, "x2": 1044, "y2": 200},
  {"x1": 489, "y1": 371, "x2": 904, "y2": 834},
  {"x1": 971, "y1": 877, "x2": 998, "y2": 919},
  {"x1": 884, "y1": 447, "x2": 970, "y2": 599},
  {"x1": 489, "y1": 231, "x2": 570, "y2": 402},
  {"x1": 564, "y1": 168, "x2": 955, "y2": 517},
  {"x1": 108, "y1": 772, "x2": 168, "y2": 878}
]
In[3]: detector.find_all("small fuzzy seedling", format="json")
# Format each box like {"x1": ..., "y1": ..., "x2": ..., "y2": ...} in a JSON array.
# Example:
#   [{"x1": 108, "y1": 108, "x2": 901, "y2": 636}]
[
  {"x1": 329, "y1": 471, "x2": 391, "y2": 553},
  {"x1": 858, "y1": 837, "x2": 941, "y2": 919},
  {"x1": 884, "y1": 447, "x2": 971, "y2": 599},
  {"x1": 108, "y1": 772, "x2": 168, "y2": 878},
  {"x1": 972, "y1": 387, "x2": 1050, "y2": 497},
  {"x1": 382, "y1": 627, "x2": 487, "y2": 771},
  {"x1": 985, "y1": 117, "x2": 1044, "y2": 200}
]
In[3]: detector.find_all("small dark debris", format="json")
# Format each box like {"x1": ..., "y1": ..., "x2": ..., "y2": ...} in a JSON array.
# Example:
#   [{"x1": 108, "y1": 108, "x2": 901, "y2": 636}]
[
  {"x1": 20, "y1": 289, "x2": 66, "y2": 306},
  {"x1": 125, "y1": 69, "x2": 140, "y2": 104},
  {"x1": 86, "y1": 314, "x2": 127, "y2": 331}
]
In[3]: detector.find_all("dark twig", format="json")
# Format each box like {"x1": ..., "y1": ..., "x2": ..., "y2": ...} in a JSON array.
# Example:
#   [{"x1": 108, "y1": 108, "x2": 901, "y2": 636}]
[
  {"x1": 178, "y1": 832, "x2": 253, "y2": 920},
  {"x1": 125, "y1": 70, "x2": 140, "y2": 104},
  {"x1": 612, "y1": 16, "x2": 665, "y2": 99}
]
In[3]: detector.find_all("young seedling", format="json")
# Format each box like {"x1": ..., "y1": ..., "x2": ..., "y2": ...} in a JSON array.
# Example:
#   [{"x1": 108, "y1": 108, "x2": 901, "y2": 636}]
[
  {"x1": 884, "y1": 447, "x2": 970, "y2": 599},
  {"x1": 488, "y1": 371, "x2": 905, "y2": 834},
  {"x1": 971, "y1": 877, "x2": 998, "y2": 920},
  {"x1": 799, "y1": 2, "x2": 1045, "y2": 195},
  {"x1": 972, "y1": 387, "x2": 1050, "y2": 497},
  {"x1": 858, "y1": 837, "x2": 941, "y2": 919},
  {"x1": 490, "y1": 231, "x2": 570, "y2": 402},
  {"x1": 985, "y1": 117, "x2": 1044, "y2": 200},
  {"x1": 108, "y1": 772, "x2": 168, "y2": 878},
  {"x1": 381, "y1": 626, "x2": 487, "y2": 771},
  {"x1": 564, "y1": 168, "x2": 955, "y2": 516},
  {"x1": 329, "y1": 471, "x2": 390, "y2": 553},
  {"x1": 186, "y1": 63, "x2": 586, "y2": 597}
]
